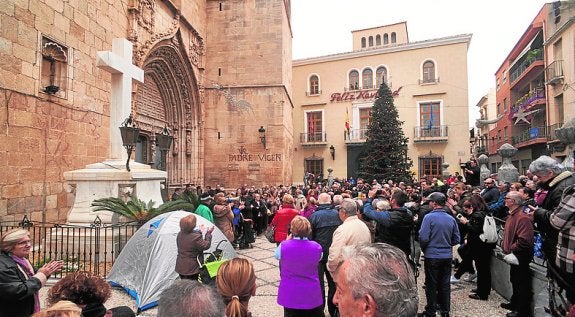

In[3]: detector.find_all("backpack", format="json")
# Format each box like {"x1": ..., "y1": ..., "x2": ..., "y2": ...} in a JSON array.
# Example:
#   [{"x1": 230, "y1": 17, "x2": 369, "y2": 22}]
[{"x1": 479, "y1": 214, "x2": 498, "y2": 244}]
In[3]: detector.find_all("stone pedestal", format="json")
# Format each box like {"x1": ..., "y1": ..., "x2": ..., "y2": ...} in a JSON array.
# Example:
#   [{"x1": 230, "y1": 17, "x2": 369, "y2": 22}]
[
  {"x1": 64, "y1": 160, "x2": 166, "y2": 224},
  {"x1": 497, "y1": 143, "x2": 519, "y2": 184},
  {"x1": 327, "y1": 167, "x2": 334, "y2": 187},
  {"x1": 555, "y1": 118, "x2": 575, "y2": 172},
  {"x1": 442, "y1": 162, "x2": 450, "y2": 180},
  {"x1": 477, "y1": 154, "x2": 490, "y2": 186}
]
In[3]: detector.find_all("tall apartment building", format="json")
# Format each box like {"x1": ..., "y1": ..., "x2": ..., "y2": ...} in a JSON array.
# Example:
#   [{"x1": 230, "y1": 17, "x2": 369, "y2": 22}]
[
  {"x1": 488, "y1": 1, "x2": 575, "y2": 173},
  {"x1": 292, "y1": 22, "x2": 471, "y2": 183}
]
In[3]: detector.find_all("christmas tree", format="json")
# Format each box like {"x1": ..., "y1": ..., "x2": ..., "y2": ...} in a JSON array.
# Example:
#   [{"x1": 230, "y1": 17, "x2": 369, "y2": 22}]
[{"x1": 358, "y1": 82, "x2": 414, "y2": 183}]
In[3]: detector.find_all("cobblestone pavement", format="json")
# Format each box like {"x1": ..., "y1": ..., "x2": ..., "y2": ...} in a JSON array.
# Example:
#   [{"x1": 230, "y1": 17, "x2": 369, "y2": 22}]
[{"x1": 41, "y1": 235, "x2": 510, "y2": 316}]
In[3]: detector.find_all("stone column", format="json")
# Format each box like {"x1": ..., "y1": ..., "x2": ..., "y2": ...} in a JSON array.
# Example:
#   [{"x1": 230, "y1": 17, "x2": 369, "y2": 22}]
[
  {"x1": 497, "y1": 143, "x2": 519, "y2": 184},
  {"x1": 477, "y1": 154, "x2": 490, "y2": 186},
  {"x1": 442, "y1": 162, "x2": 450, "y2": 180},
  {"x1": 555, "y1": 118, "x2": 575, "y2": 172}
]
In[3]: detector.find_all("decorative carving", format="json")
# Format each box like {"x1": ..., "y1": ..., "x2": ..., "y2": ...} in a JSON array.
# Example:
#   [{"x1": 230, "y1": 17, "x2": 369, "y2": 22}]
[
  {"x1": 173, "y1": 127, "x2": 179, "y2": 155},
  {"x1": 189, "y1": 28, "x2": 205, "y2": 68},
  {"x1": 186, "y1": 129, "x2": 192, "y2": 156},
  {"x1": 133, "y1": 13, "x2": 180, "y2": 65},
  {"x1": 213, "y1": 84, "x2": 253, "y2": 114},
  {"x1": 118, "y1": 183, "x2": 136, "y2": 203},
  {"x1": 150, "y1": 133, "x2": 156, "y2": 164}
]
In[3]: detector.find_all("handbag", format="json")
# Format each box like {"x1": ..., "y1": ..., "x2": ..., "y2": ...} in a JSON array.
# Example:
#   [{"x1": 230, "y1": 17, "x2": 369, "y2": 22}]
[
  {"x1": 264, "y1": 224, "x2": 276, "y2": 243},
  {"x1": 479, "y1": 214, "x2": 498, "y2": 244},
  {"x1": 198, "y1": 240, "x2": 227, "y2": 285}
]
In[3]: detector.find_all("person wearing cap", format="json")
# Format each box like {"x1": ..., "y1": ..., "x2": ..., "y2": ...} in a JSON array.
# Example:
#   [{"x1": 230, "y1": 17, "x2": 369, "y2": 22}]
[
  {"x1": 195, "y1": 193, "x2": 215, "y2": 223},
  {"x1": 418, "y1": 192, "x2": 460, "y2": 317}
]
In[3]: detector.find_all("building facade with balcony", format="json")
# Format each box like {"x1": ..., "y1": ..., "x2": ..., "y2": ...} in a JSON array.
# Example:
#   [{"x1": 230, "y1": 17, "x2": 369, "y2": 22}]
[
  {"x1": 489, "y1": 5, "x2": 549, "y2": 174},
  {"x1": 488, "y1": 1, "x2": 575, "y2": 174},
  {"x1": 292, "y1": 22, "x2": 471, "y2": 183},
  {"x1": 473, "y1": 88, "x2": 497, "y2": 158},
  {"x1": 544, "y1": 0, "x2": 575, "y2": 162}
]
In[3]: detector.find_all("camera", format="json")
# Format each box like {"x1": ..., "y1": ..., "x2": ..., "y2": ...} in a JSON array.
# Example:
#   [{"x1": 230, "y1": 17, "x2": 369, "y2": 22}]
[
  {"x1": 226, "y1": 197, "x2": 240, "y2": 203},
  {"x1": 456, "y1": 213, "x2": 463, "y2": 219},
  {"x1": 460, "y1": 161, "x2": 471, "y2": 170}
]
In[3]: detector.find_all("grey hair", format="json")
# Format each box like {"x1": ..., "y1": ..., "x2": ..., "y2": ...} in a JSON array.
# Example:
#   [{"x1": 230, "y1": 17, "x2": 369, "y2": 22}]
[
  {"x1": 341, "y1": 243, "x2": 418, "y2": 317},
  {"x1": 506, "y1": 191, "x2": 524, "y2": 206},
  {"x1": 158, "y1": 280, "x2": 225, "y2": 317},
  {"x1": 318, "y1": 192, "x2": 332, "y2": 204},
  {"x1": 529, "y1": 156, "x2": 564, "y2": 175},
  {"x1": 333, "y1": 194, "x2": 344, "y2": 206},
  {"x1": 1, "y1": 228, "x2": 29, "y2": 252},
  {"x1": 340, "y1": 198, "x2": 357, "y2": 216}
]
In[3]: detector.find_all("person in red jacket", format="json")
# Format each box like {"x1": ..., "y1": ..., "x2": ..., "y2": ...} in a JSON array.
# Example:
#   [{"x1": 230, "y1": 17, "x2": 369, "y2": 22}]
[{"x1": 270, "y1": 194, "x2": 300, "y2": 245}]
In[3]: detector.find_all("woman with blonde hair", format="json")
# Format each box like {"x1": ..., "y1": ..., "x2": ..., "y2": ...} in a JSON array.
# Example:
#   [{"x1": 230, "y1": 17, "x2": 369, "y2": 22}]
[
  {"x1": 270, "y1": 194, "x2": 299, "y2": 244},
  {"x1": 216, "y1": 258, "x2": 257, "y2": 317},
  {"x1": 213, "y1": 193, "x2": 235, "y2": 242},
  {"x1": 32, "y1": 300, "x2": 82, "y2": 317},
  {"x1": 0, "y1": 228, "x2": 62, "y2": 317}
]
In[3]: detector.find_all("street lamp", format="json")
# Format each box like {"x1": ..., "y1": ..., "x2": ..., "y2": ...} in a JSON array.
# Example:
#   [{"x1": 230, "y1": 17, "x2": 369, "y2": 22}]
[
  {"x1": 258, "y1": 126, "x2": 266, "y2": 148},
  {"x1": 156, "y1": 126, "x2": 173, "y2": 170},
  {"x1": 119, "y1": 114, "x2": 139, "y2": 171},
  {"x1": 329, "y1": 145, "x2": 335, "y2": 160}
]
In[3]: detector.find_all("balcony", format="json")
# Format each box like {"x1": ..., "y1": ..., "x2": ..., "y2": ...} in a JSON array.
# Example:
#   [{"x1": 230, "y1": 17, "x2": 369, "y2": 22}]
[
  {"x1": 511, "y1": 126, "x2": 548, "y2": 147},
  {"x1": 344, "y1": 128, "x2": 368, "y2": 144},
  {"x1": 300, "y1": 132, "x2": 328, "y2": 147},
  {"x1": 545, "y1": 60, "x2": 564, "y2": 85},
  {"x1": 510, "y1": 49, "x2": 544, "y2": 87},
  {"x1": 413, "y1": 125, "x2": 448, "y2": 143}
]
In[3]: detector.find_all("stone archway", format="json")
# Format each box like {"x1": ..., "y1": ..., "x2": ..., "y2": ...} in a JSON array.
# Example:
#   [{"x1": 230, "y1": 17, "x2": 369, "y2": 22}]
[{"x1": 134, "y1": 35, "x2": 203, "y2": 189}]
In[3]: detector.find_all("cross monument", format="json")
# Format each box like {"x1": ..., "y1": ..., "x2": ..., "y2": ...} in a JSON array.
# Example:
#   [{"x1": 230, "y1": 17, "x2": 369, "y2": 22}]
[{"x1": 96, "y1": 38, "x2": 144, "y2": 160}]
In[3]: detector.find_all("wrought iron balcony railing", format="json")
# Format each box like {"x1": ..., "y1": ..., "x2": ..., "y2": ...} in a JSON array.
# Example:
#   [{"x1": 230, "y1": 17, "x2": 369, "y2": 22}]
[
  {"x1": 413, "y1": 125, "x2": 448, "y2": 141},
  {"x1": 300, "y1": 132, "x2": 327, "y2": 144},
  {"x1": 545, "y1": 60, "x2": 564, "y2": 85}
]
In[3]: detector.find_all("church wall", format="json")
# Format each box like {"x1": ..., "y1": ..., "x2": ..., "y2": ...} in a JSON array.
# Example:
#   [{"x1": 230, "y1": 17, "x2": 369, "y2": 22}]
[{"x1": 0, "y1": 0, "x2": 209, "y2": 222}]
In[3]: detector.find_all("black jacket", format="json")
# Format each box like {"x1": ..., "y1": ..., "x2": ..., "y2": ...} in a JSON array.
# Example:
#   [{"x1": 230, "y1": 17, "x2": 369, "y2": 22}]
[
  {"x1": 0, "y1": 252, "x2": 42, "y2": 317},
  {"x1": 374, "y1": 208, "x2": 414, "y2": 256}
]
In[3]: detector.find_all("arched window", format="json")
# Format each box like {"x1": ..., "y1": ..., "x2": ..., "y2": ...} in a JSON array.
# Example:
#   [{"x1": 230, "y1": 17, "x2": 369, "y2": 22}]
[
  {"x1": 376, "y1": 67, "x2": 387, "y2": 87},
  {"x1": 309, "y1": 75, "x2": 319, "y2": 95},
  {"x1": 361, "y1": 37, "x2": 366, "y2": 48},
  {"x1": 368, "y1": 36, "x2": 374, "y2": 47},
  {"x1": 391, "y1": 32, "x2": 397, "y2": 43},
  {"x1": 422, "y1": 61, "x2": 436, "y2": 83},
  {"x1": 375, "y1": 35, "x2": 381, "y2": 46},
  {"x1": 383, "y1": 34, "x2": 389, "y2": 44},
  {"x1": 362, "y1": 69, "x2": 373, "y2": 89},
  {"x1": 349, "y1": 70, "x2": 359, "y2": 90}
]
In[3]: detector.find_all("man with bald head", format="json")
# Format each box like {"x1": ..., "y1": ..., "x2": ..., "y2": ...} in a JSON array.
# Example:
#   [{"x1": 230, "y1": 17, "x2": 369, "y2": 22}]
[{"x1": 309, "y1": 192, "x2": 343, "y2": 316}]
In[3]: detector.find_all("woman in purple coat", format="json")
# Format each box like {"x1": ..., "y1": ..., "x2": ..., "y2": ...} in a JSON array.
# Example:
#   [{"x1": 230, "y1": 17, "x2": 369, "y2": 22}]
[
  {"x1": 274, "y1": 216, "x2": 323, "y2": 317},
  {"x1": 175, "y1": 214, "x2": 214, "y2": 280}
]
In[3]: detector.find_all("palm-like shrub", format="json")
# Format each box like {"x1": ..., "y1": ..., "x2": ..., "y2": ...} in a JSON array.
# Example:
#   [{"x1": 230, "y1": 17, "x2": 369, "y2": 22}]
[{"x1": 91, "y1": 196, "x2": 195, "y2": 227}]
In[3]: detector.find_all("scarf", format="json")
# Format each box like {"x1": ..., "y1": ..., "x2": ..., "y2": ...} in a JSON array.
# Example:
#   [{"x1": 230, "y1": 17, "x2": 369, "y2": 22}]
[{"x1": 10, "y1": 254, "x2": 40, "y2": 313}]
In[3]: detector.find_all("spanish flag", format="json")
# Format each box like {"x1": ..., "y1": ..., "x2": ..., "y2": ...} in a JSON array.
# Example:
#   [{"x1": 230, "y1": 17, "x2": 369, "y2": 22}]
[{"x1": 345, "y1": 108, "x2": 350, "y2": 134}]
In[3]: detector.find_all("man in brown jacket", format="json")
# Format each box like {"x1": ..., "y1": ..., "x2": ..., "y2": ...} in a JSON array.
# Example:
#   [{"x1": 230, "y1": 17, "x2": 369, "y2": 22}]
[{"x1": 501, "y1": 191, "x2": 534, "y2": 317}]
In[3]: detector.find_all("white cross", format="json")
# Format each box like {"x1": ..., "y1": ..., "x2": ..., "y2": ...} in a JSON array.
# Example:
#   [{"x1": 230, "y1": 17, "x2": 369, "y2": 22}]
[{"x1": 96, "y1": 38, "x2": 144, "y2": 160}]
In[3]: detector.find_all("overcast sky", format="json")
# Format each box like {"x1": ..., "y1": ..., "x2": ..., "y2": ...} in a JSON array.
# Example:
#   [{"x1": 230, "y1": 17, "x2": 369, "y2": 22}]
[{"x1": 291, "y1": 0, "x2": 549, "y2": 128}]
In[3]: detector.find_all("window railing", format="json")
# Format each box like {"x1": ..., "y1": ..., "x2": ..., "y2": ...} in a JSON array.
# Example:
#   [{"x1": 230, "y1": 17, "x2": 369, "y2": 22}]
[
  {"x1": 413, "y1": 125, "x2": 448, "y2": 138},
  {"x1": 513, "y1": 86, "x2": 545, "y2": 109},
  {"x1": 306, "y1": 90, "x2": 322, "y2": 96},
  {"x1": 344, "y1": 128, "x2": 369, "y2": 142},
  {"x1": 300, "y1": 132, "x2": 327, "y2": 143},
  {"x1": 419, "y1": 77, "x2": 439, "y2": 85},
  {"x1": 545, "y1": 60, "x2": 564, "y2": 85}
]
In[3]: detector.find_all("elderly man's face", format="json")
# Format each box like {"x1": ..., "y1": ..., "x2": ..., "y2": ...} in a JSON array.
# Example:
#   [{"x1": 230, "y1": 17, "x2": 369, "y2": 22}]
[{"x1": 333, "y1": 261, "x2": 374, "y2": 317}]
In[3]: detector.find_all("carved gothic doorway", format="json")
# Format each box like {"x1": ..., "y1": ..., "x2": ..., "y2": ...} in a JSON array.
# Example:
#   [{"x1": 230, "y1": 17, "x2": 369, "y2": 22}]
[{"x1": 134, "y1": 34, "x2": 202, "y2": 194}]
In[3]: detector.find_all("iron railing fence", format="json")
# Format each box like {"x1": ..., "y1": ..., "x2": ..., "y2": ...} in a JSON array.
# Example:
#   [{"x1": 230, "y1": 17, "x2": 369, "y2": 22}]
[{"x1": 0, "y1": 216, "x2": 138, "y2": 277}]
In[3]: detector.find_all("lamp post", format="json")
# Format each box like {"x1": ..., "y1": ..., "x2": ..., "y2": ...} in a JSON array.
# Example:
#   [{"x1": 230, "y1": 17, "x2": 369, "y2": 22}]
[
  {"x1": 156, "y1": 126, "x2": 173, "y2": 170},
  {"x1": 258, "y1": 126, "x2": 266, "y2": 149},
  {"x1": 329, "y1": 145, "x2": 335, "y2": 160},
  {"x1": 119, "y1": 114, "x2": 139, "y2": 171}
]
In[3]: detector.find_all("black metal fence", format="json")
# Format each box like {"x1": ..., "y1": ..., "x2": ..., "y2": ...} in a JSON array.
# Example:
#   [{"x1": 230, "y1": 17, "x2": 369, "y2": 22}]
[{"x1": 0, "y1": 216, "x2": 138, "y2": 277}]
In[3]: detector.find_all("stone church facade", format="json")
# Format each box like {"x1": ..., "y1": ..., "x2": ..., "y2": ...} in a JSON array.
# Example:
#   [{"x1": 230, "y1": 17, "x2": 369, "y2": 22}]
[{"x1": 0, "y1": 0, "x2": 293, "y2": 222}]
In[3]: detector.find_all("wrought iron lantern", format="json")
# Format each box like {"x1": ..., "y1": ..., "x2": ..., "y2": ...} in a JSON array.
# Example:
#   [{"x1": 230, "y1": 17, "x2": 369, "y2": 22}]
[
  {"x1": 119, "y1": 114, "x2": 139, "y2": 171},
  {"x1": 258, "y1": 126, "x2": 266, "y2": 148}
]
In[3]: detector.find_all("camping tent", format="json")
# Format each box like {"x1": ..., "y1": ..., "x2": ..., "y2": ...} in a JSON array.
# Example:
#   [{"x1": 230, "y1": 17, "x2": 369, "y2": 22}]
[{"x1": 107, "y1": 210, "x2": 236, "y2": 312}]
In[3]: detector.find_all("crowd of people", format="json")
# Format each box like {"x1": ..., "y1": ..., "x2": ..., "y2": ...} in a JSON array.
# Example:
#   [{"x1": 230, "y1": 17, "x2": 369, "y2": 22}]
[{"x1": 2, "y1": 154, "x2": 575, "y2": 317}]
